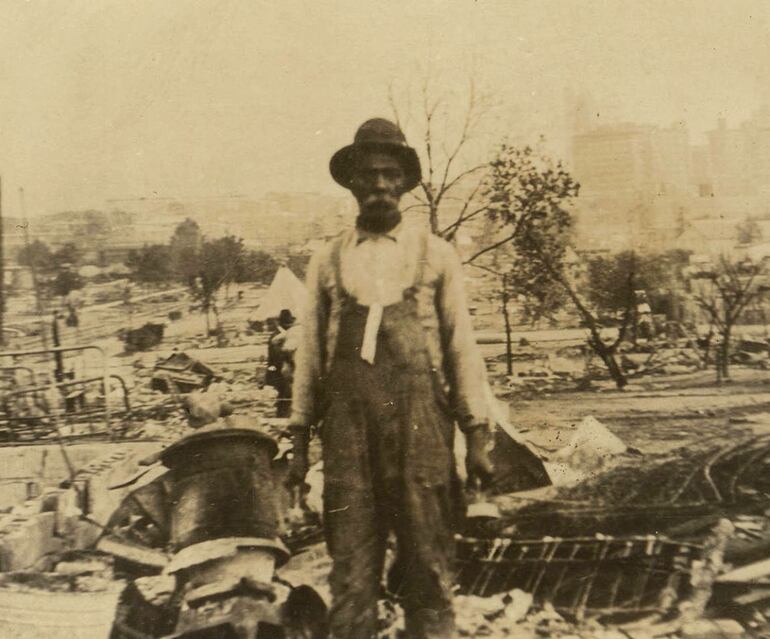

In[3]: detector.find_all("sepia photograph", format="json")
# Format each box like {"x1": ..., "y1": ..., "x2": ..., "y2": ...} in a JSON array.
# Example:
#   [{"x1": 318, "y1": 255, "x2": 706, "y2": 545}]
[{"x1": 0, "y1": 1, "x2": 769, "y2": 637}]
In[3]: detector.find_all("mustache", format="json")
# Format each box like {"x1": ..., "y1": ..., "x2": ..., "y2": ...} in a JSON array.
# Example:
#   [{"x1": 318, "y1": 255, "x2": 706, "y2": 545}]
[
  {"x1": 363, "y1": 192, "x2": 396, "y2": 202},
  {"x1": 357, "y1": 204, "x2": 401, "y2": 233},
  {"x1": 360, "y1": 199, "x2": 397, "y2": 215}
]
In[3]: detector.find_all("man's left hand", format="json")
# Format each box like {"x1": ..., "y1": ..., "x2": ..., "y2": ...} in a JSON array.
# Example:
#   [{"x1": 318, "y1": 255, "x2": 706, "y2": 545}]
[{"x1": 465, "y1": 425, "x2": 494, "y2": 487}]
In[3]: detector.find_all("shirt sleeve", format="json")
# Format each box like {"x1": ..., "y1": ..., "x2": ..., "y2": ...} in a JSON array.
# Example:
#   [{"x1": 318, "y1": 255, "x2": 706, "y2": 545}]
[
  {"x1": 434, "y1": 238, "x2": 489, "y2": 432},
  {"x1": 290, "y1": 247, "x2": 329, "y2": 429}
]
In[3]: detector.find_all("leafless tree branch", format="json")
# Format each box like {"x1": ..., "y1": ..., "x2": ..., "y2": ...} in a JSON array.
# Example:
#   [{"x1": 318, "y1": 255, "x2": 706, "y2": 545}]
[
  {"x1": 438, "y1": 80, "x2": 475, "y2": 184},
  {"x1": 463, "y1": 231, "x2": 518, "y2": 265},
  {"x1": 387, "y1": 82, "x2": 403, "y2": 131},
  {"x1": 440, "y1": 204, "x2": 489, "y2": 238},
  {"x1": 401, "y1": 203, "x2": 429, "y2": 214},
  {"x1": 442, "y1": 163, "x2": 487, "y2": 196},
  {"x1": 468, "y1": 262, "x2": 503, "y2": 277},
  {"x1": 439, "y1": 173, "x2": 488, "y2": 238}
]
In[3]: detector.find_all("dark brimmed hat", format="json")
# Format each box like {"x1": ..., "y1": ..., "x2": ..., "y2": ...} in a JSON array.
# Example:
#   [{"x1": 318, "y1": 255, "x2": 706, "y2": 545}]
[
  {"x1": 278, "y1": 308, "x2": 295, "y2": 327},
  {"x1": 329, "y1": 118, "x2": 422, "y2": 192}
]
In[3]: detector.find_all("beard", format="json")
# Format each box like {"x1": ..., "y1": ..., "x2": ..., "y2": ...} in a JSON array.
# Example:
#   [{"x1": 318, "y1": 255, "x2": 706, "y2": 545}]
[{"x1": 356, "y1": 198, "x2": 402, "y2": 233}]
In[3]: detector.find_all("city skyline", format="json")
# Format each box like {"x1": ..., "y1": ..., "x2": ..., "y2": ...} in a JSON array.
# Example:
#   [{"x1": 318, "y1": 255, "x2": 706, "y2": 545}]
[{"x1": 1, "y1": 1, "x2": 769, "y2": 215}]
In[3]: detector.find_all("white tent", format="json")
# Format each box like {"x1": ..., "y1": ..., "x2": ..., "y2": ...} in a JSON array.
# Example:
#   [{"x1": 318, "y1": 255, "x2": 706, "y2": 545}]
[
  {"x1": 253, "y1": 267, "x2": 307, "y2": 321},
  {"x1": 78, "y1": 264, "x2": 102, "y2": 278}
]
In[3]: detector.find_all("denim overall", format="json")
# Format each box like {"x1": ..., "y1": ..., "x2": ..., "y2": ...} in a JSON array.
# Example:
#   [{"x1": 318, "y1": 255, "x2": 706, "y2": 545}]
[{"x1": 320, "y1": 233, "x2": 459, "y2": 639}]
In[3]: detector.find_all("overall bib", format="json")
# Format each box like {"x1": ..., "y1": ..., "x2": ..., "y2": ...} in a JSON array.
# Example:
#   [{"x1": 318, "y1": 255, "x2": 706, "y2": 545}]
[{"x1": 321, "y1": 236, "x2": 459, "y2": 639}]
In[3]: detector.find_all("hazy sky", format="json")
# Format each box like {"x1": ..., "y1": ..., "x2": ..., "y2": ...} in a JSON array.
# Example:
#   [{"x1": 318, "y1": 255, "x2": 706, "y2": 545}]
[{"x1": 1, "y1": 0, "x2": 769, "y2": 214}]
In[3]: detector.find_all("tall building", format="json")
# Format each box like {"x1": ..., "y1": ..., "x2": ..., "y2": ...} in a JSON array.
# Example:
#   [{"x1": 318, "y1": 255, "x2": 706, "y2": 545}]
[
  {"x1": 650, "y1": 122, "x2": 691, "y2": 196},
  {"x1": 568, "y1": 105, "x2": 770, "y2": 254},
  {"x1": 705, "y1": 107, "x2": 770, "y2": 196},
  {"x1": 690, "y1": 145, "x2": 713, "y2": 197},
  {"x1": 572, "y1": 124, "x2": 654, "y2": 195},
  {"x1": 569, "y1": 119, "x2": 695, "y2": 252},
  {"x1": 707, "y1": 118, "x2": 751, "y2": 196},
  {"x1": 571, "y1": 122, "x2": 691, "y2": 198}
]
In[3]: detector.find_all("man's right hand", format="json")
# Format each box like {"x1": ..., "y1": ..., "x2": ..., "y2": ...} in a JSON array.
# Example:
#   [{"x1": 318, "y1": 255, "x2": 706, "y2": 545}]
[{"x1": 285, "y1": 426, "x2": 310, "y2": 488}]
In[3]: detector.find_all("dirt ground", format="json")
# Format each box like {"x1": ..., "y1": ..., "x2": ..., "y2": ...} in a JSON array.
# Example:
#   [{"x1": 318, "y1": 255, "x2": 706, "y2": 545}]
[
  {"x1": 8, "y1": 282, "x2": 770, "y2": 636},
  {"x1": 510, "y1": 367, "x2": 770, "y2": 456}
]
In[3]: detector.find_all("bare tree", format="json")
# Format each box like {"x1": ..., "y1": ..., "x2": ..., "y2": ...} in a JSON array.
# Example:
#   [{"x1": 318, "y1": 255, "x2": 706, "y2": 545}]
[
  {"x1": 693, "y1": 256, "x2": 765, "y2": 382},
  {"x1": 476, "y1": 142, "x2": 635, "y2": 389},
  {"x1": 468, "y1": 260, "x2": 517, "y2": 375},
  {"x1": 388, "y1": 72, "x2": 493, "y2": 238},
  {"x1": 188, "y1": 236, "x2": 245, "y2": 343},
  {"x1": 524, "y1": 236, "x2": 633, "y2": 389}
]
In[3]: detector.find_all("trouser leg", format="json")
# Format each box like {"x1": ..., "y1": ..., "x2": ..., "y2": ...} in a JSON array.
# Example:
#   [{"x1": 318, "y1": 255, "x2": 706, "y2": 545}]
[
  {"x1": 321, "y1": 359, "x2": 389, "y2": 639},
  {"x1": 324, "y1": 484, "x2": 386, "y2": 639},
  {"x1": 275, "y1": 396, "x2": 291, "y2": 417},
  {"x1": 275, "y1": 379, "x2": 292, "y2": 417},
  {"x1": 391, "y1": 482, "x2": 456, "y2": 639}
]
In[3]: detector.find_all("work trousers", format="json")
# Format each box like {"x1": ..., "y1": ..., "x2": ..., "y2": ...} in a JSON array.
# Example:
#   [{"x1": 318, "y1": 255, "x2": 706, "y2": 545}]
[{"x1": 321, "y1": 295, "x2": 459, "y2": 639}]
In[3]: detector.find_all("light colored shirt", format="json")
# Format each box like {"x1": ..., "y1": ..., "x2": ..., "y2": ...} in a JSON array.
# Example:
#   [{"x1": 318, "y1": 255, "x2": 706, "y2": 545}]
[
  {"x1": 341, "y1": 224, "x2": 411, "y2": 307},
  {"x1": 291, "y1": 222, "x2": 489, "y2": 433}
]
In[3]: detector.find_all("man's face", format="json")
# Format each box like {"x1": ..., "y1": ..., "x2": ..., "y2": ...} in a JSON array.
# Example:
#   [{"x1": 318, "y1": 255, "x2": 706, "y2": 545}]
[{"x1": 349, "y1": 151, "x2": 406, "y2": 219}]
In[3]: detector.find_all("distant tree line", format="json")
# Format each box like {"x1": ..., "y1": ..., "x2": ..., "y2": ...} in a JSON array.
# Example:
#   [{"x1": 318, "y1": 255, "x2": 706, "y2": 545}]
[
  {"x1": 124, "y1": 219, "x2": 282, "y2": 286},
  {"x1": 14, "y1": 220, "x2": 303, "y2": 336},
  {"x1": 17, "y1": 240, "x2": 85, "y2": 299},
  {"x1": 125, "y1": 219, "x2": 290, "y2": 335},
  {"x1": 18, "y1": 240, "x2": 81, "y2": 272}
]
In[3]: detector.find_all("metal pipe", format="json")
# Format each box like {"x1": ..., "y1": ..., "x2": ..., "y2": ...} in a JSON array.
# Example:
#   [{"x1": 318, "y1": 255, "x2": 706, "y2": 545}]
[
  {"x1": 18, "y1": 188, "x2": 48, "y2": 349},
  {"x1": 0, "y1": 344, "x2": 111, "y2": 433},
  {"x1": 51, "y1": 313, "x2": 64, "y2": 383},
  {"x1": 3, "y1": 374, "x2": 130, "y2": 410}
]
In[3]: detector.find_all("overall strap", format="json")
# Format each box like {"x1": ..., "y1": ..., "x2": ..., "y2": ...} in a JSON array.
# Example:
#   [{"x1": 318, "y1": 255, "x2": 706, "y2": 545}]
[
  {"x1": 409, "y1": 230, "x2": 430, "y2": 291},
  {"x1": 330, "y1": 233, "x2": 348, "y2": 298}
]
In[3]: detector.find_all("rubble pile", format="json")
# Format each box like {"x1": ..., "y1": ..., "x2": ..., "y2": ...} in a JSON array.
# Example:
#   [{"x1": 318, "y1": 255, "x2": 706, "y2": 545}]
[
  {"x1": 491, "y1": 339, "x2": 715, "y2": 398},
  {"x1": 618, "y1": 335, "x2": 770, "y2": 378},
  {"x1": 1, "y1": 282, "x2": 769, "y2": 637},
  {"x1": 0, "y1": 552, "x2": 118, "y2": 594},
  {"x1": 505, "y1": 434, "x2": 770, "y2": 538},
  {"x1": 122, "y1": 346, "x2": 279, "y2": 440},
  {"x1": 733, "y1": 338, "x2": 770, "y2": 369},
  {"x1": 122, "y1": 323, "x2": 165, "y2": 353},
  {"x1": 149, "y1": 352, "x2": 218, "y2": 394},
  {"x1": 620, "y1": 344, "x2": 704, "y2": 377},
  {"x1": 487, "y1": 330, "x2": 767, "y2": 402},
  {"x1": 284, "y1": 533, "x2": 762, "y2": 639},
  {"x1": 493, "y1": 362, "x2": 588, "y2": 398},
  {"x1": 376, "y1": 589, "x2": 751, "y2": 638},
  {"x1": 0, "y1": 554, "x2": 125, "y2": 637}
]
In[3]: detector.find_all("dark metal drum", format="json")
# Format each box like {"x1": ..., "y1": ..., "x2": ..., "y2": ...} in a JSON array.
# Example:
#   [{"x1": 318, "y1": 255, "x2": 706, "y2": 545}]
[{"x1": 161, "y1": 427, "x2": 280, "y2": 550}]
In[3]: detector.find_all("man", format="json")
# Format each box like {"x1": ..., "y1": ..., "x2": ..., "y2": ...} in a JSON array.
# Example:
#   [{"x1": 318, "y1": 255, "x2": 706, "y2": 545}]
[
  {"x1": 265, "y1": 309, "x2": 298, "y2": 417},
  {"x1": 288, "y1": 118, "x2": 493, "y2": 639}
]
